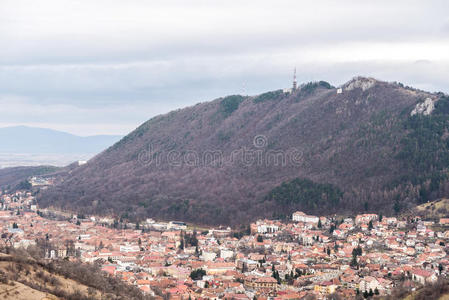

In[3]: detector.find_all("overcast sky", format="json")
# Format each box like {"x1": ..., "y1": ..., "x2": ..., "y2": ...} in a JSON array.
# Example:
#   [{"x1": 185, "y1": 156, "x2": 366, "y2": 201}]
[{"x1": 1, "y1": 0, "x2": 449, "y2": 136}]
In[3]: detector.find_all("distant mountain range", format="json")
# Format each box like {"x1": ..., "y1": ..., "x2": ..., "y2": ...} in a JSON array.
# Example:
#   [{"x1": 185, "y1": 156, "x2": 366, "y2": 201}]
[
  {"x1": 0, "y1": 126, "x2": 122, "y2": 154},
  {"x1": 38, "y1": 77, "x2": 449, "y2": 225}
]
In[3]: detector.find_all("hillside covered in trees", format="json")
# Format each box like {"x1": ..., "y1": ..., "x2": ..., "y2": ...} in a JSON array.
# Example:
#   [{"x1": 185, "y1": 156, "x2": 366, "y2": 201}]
[
  {"x1": 38, "y1": 77, "x2": 449, "y2": 225},
  {"x1": 0, "y1": 166, "x2": 60, "y2": 191},
  {"x1": 0, "y1": 249, "x2": 150, "y2": 300}
]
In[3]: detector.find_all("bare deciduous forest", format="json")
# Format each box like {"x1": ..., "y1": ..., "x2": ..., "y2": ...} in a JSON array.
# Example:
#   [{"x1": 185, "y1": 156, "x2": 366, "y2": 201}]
[{"x1": 37, "y1": 78, "x2": 449, "y2": 225}]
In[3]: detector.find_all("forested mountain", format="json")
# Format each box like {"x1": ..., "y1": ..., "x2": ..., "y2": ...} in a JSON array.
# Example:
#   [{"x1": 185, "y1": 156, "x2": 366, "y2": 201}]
[{"x1": 38, "y1": 77, "x2": 449, "y2": 225}]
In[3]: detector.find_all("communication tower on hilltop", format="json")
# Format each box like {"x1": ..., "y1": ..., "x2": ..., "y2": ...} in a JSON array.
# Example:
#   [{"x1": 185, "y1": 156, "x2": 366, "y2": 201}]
[{"x1": 293, "y1": 67, "x2": 297, "y2": 91}]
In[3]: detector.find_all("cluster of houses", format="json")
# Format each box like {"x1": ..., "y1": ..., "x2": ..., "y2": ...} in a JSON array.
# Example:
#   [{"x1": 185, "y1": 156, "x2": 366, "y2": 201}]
[
  {"x1": 1, "y1": 190, "x2": 449, "y2": 299},
  {"x1": 29, "y1": 176, "x2": 54, "y2": 187}
]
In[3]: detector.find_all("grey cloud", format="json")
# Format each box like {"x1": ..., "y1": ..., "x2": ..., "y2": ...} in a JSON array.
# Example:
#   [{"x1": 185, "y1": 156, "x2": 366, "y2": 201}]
[
  {"x1": 1, "y1": 1, "x2": 448, "y2": 65},
  {"x1": 1, "y1": 0, "x2": 449, "y2": 135}
]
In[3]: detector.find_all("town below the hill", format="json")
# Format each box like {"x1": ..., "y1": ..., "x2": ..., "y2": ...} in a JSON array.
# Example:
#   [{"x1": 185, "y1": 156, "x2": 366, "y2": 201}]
[{"x1": 1, "y1": 189, "x2": 449, "y2": 299}]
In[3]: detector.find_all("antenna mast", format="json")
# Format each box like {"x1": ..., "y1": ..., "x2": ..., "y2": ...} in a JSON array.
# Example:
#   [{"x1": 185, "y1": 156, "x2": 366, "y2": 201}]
[{"x1": 293, "y1": 67, "x2": 297, "y2": 90}]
